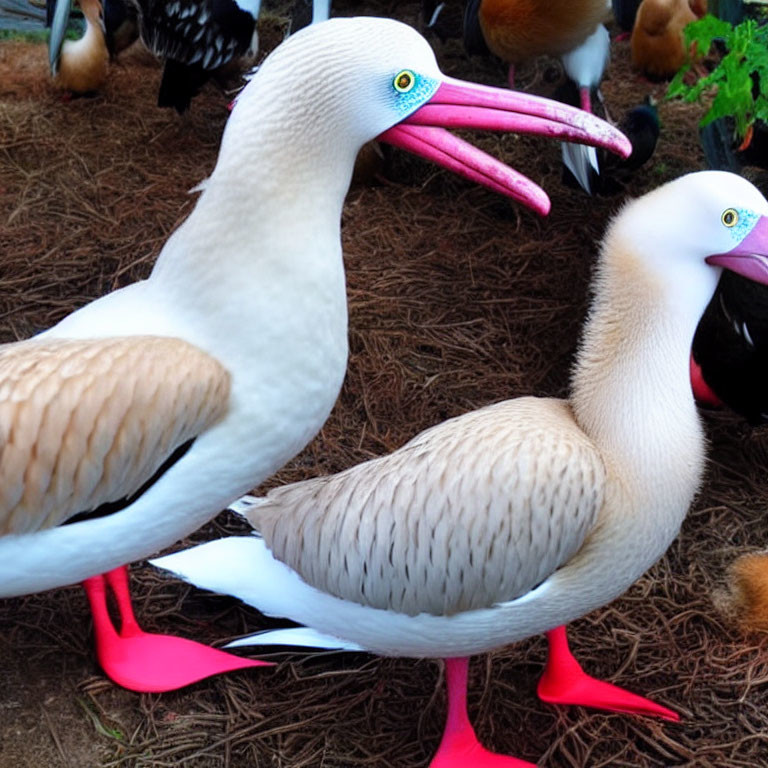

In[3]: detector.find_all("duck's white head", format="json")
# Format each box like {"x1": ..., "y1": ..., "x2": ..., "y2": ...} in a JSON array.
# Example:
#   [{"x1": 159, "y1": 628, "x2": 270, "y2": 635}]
[{"x1": 221, "y1": 16, "x2": 631, "y2": 215}]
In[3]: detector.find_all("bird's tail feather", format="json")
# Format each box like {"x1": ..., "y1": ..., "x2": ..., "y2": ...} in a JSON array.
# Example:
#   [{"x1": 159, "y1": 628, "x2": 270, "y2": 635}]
[
  {"x1": 226, "y1": 494, "x2": 267, "y2": 517},
  {"x1": 151, "y1": 534, "x2": 329, "y2": 623},
  {"x1": 561, "y1": 142, "x2": 599, "y2": 195},
  {"x1": 226, "y1": 627, "x2": 364, "y2": 651}
]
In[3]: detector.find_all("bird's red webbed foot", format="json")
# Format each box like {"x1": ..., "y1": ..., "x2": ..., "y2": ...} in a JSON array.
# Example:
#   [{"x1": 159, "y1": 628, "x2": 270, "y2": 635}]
[
  {"x1": 429, "y1": 657, "x2": 536, "y2": 768},
  {"x1": 82, "y1": 564, "x2": 270, "y2": 692},
  {"x1": 537, "y1": 625, "x2": 679, "y2": 721}
]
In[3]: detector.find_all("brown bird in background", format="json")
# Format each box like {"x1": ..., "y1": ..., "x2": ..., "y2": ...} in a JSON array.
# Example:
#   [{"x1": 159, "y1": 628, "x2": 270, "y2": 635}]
[{"x1": 630, "y1": 0, "x2": 706, "y2": 80}]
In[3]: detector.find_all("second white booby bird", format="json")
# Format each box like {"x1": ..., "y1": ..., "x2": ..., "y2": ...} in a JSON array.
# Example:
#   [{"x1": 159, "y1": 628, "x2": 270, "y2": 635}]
[
  {"x1": 154, "y1": 171, "x2": 768, "y2": 765},
  {"x1": 1, "y1": 17, "x2": 629, "y2": 693}
]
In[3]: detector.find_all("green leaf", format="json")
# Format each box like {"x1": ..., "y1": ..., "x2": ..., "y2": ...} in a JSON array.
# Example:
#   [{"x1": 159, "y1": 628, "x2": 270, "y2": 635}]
[
  {"x1": 682, "y1": 14, "x2": 733, "y2": 52},
  {"x1": 666, "y1": 14, "x2": 767, "y2": 142}
]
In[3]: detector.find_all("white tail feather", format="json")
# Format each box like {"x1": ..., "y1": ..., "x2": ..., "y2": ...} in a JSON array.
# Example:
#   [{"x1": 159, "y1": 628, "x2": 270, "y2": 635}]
[
  {"x1": 226, "y1": 494, "x2": 266, "y2": 517},
  {"x1": 226, "y1": 627, "x2": 364, "y2": 651},
  {"x1": 151, "y1": 535, "x2": 327, "y2": 621},
  {"x1": 562, "y1": 142, "x2": 599, "y2": 195}
]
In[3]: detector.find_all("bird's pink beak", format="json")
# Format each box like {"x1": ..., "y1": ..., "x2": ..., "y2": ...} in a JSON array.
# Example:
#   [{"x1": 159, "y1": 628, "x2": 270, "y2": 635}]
[
  {"x1": 377, "y1": 77, "x2": 632, "y2": 216},
  {"x1": 707, "y1": 215, "x2": 768, "y2": 284}
]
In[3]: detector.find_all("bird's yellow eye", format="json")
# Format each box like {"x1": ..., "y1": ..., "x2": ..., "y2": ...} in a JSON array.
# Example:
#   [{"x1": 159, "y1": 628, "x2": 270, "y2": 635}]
[
  {"x1": 722, "y1": 208, "x2": 739, "y2": 227},
  {"x1": 393, "y1": 70, "x2": 416, "y2": 93}
]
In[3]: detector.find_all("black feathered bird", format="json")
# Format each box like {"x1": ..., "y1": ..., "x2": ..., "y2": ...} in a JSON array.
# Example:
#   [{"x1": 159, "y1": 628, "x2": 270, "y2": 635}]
[
  {"x1": 692, "y1": 252, "x2": 768, "y2": 425},
  {"x1": 554, "y1": 84, "x2": 660, "y2": 194},
  {"x1": 135, "y1": 0, "x2": 259, "y2": 111}
]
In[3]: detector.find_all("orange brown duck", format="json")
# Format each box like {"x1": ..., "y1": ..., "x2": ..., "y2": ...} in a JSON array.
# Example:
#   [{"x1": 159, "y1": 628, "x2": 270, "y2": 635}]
[{"x1": 630, "y1": 0, "x2": 706, "y2": 80}]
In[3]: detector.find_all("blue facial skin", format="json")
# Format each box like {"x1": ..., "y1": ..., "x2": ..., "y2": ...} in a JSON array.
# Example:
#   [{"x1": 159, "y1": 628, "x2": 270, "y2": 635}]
[
  {"x1": 728, "y1": 208, "x2": 760, "y2": 244},
  {"x1": 391, "y1": 70, "x2": 441, "y2": 118}
]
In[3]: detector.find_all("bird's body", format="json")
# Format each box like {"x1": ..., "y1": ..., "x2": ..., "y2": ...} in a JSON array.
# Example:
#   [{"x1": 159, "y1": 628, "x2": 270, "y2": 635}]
[
  {"x1": 630, "y1": 0, "x2": 706, "y2": 80},
  {"x1": 692, "y1": 270, "x2": 768, "y2": 424},
  {"x1": 50, "y1": 0, "x2": 109, "y2": 93},
  {"x1": 244, "y1": 211, "x2": 712, "y2": 652},
  {"x1": 475, "y1": 0, "x2": 609, "y2": 64},
  {"x1": 560, "y1": 22, "x2": 610, "y2": 107},
  {"x1": 103, "y1": 0, "x2": 139, "y2": 57},
  {"x1": 5, "y1": 17, "x2": 629, "y2": 691},
  {"x1": 615, "y1": 98, "x2": 660, "y2": 170},
  {"x1": 723, "y1": 551, "x2": 768, "y2": 632},
  {"x1": 0, "y1": 160, "x2": 350, "y2": 595},
  {"x1": 158, "y1": 176, "x2": 728, "y2": 656},
  {"x1": 127, "y1": 0, "x2": 259, "y2": 110},
  {"x1": 156, "y1": 171, "x2": 768, "y2": 763}
]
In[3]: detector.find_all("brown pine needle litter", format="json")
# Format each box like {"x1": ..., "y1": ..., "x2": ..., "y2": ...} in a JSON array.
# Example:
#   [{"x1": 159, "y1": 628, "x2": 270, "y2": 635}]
[{"x1": 3, "y1": 2, "x2": 768, "y2": 765}]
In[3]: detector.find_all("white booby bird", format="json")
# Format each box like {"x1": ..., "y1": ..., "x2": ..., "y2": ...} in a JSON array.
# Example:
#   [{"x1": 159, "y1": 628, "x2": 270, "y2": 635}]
[
  {"x1": 2, "y1": 17, "x2": 630, "y2": 693},
  {"x1": 154, "y1": 171, "x2": 768, "y2": 765}
]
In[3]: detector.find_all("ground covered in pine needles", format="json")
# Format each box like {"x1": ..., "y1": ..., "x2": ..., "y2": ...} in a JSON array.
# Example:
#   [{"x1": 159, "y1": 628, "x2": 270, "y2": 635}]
[{"x1": 2, "y1": 1, "x2": 768, "y2": 765}]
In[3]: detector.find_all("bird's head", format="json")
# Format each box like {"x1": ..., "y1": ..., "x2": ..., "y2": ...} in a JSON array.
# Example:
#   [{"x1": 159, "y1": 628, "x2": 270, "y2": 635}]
[
  {"x1": 606, "y1": 171, "x2": 768, "y2": 308},
  {"x1": 701, "y1": 176, "x2": 768, "y2": 284},
  {"x1": 229, "y1": 17, "x2": 631, "y2": 214}
]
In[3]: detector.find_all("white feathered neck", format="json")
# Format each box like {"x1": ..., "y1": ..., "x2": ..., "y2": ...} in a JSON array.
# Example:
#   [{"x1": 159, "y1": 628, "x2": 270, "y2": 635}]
[
  {"x1": 148, "y1": 18, "x2": 437, "y2": 315},
  {"x1": 570, "y1": 192, "x2": 718, "y2": 536}
]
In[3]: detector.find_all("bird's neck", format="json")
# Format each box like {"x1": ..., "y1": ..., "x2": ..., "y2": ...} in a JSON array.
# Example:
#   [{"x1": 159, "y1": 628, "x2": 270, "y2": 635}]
[
  {"x1": 150, "y1": 19, "x2": 378, "y2": 300},
  {"x1": 570, "y1": 232, "x2": 715, "y2": 519},
  {"x1": 79, "y1": 0, "x2": 105, "y2": 43},
  {"x1": 59, "y1": 1, "x2": 107, "y2": 70},
  {"x1": 148, "y1": 100, "x2": 357, "y2": 320}
]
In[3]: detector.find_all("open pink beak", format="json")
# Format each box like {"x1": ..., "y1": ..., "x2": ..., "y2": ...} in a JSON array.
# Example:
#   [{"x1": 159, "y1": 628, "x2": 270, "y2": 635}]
[{"x1": 378, "y1": 77, "x2": 632, "y2": 216}]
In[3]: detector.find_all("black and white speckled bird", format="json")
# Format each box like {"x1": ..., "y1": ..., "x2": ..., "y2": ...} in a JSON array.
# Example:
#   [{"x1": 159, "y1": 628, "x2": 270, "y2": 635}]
[
  {"x1": 135, "y1": 0, "x2": 260, "y2": 111},
  {"x1": 49, "y1": 0, "x2": 260, "y2": 112}
]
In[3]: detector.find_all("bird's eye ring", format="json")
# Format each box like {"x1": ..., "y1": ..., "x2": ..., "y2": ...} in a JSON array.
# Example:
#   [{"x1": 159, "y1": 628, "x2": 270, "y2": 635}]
[
  {"x1": 722, "y1": 208, "x2": 739, "y2": 228},
  {"x1": 393, "y1": 70, "x2": 416, "y2": 93}
]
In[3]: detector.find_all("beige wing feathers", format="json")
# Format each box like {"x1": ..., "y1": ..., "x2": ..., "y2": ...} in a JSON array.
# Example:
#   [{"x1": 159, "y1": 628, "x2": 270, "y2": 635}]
[
  {"x1": 253, "y1": 398, "x2": 606, "y2": 616},
  {"x1": 0, "y1": 337, "x2": 230, "y2": 535}
]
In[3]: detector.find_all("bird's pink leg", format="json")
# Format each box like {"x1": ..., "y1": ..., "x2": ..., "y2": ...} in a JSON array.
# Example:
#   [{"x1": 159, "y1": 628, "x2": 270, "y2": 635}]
[
  {"x1": 537, "y1": 626, "x2": 679, "y2": 721},
  {"x1": 579, "y1": 86, "x2": 592, "y2": 114},
  {"x1": 104, "y1": 565, "x2": 142, "y2": 637},
  {"x1": 430, "y1": 657, "x2": 536, "y2": 768},
  {"x1": 507, "y1": 64, "x2": 515, "y2": 89},
  {"x1": 81, "y1": 565, "x2": 270, "y2": 693},
  {"x1": 82, "y1": 573, "x2": 120, "y2": 648}
]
